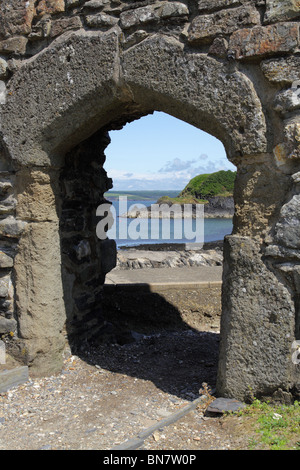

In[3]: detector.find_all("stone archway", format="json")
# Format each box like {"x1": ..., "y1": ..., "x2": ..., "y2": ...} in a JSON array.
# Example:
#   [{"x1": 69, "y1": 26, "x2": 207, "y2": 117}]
[{"x1": 0, "y1": 0, "x2": 299, "y2": 402}]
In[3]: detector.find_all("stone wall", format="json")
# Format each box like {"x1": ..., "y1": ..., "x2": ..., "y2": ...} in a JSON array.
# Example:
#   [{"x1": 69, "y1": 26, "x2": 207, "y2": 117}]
[{"x1": 0, "y1": 0, "x2": 299, "y2": 401}]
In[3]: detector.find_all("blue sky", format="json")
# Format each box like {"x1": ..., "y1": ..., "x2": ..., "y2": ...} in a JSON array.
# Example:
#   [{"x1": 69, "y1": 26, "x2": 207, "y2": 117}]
[{"x1": 104, "y1": 111, "x2": 236, "y2": 191}]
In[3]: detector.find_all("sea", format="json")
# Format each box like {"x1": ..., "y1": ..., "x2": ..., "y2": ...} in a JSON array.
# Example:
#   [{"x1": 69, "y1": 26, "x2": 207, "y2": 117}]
[{"x1": 106, "y1": 199, "x2": 233, "y2": 249}]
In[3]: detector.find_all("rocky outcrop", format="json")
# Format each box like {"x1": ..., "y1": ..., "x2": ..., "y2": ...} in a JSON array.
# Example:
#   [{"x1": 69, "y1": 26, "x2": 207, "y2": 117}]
[
  {"x1": 123, "y1": 196, "x2": 234, "y2": 219},
  {"x1": 116, "y1": 243, "x2": 224, "y2": 270},
  {"x1": 204, "y1": 197, "x2": 234, "y2": 218}
]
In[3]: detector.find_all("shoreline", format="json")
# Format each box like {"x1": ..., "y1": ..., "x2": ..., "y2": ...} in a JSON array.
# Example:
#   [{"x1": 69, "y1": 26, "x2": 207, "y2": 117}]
[
  {"x1": 115, "y1": 240, "x2": 224, "y2": 270},
  {"x1": 118, "y1": 197, "x2": 234, "y2": 220},
  {"x1": 118, "y1": 240, "x2": 224, "y2": 252}
]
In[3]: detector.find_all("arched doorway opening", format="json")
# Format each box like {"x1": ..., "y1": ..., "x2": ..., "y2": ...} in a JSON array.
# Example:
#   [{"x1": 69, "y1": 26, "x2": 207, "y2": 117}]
[{"x1": 59, "y1": 110, "x2": 235, "y2": 400}]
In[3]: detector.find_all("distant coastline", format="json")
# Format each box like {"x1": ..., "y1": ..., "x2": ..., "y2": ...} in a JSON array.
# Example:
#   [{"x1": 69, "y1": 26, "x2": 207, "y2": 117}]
[{"x1": 105, "y1": 170, "x2": 236, "y2": 220}]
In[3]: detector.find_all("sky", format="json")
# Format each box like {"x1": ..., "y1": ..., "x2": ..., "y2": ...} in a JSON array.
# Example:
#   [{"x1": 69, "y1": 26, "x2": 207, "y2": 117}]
[{"x1": 104, "y1": 111, "x2": 236, "y2": 191}]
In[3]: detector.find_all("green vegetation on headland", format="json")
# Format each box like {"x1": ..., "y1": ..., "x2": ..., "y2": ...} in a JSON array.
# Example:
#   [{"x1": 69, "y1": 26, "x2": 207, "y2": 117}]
[
  {"x1": 105, "y1": 171, "x2": 236, "y2": 208},
  {"x1": 181, "y1": 170, "x2": 236, "y2": 199},
  {"x1": 157, "y1": 170, "x2": 236, "y2": 205}
]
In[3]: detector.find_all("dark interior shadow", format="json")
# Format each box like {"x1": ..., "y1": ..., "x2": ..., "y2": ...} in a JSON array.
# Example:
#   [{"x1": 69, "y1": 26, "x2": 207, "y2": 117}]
[{"x1": 72, "y1": 283, "x2": 220, "y2": 401}]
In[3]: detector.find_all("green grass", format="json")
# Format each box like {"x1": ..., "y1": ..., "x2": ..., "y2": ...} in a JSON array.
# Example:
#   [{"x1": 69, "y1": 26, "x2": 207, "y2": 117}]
[
  {"x1": 232, "y1": 399, "x2": 300, "y2": 450},
  {"x1": 180, "y1": 170, "x2": 236, "y2": 200}
]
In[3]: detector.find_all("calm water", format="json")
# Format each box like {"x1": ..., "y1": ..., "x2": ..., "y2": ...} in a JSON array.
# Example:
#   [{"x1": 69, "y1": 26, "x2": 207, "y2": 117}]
[{"x1": 106, "y1": 200, "x2": 233, "y2": 248}]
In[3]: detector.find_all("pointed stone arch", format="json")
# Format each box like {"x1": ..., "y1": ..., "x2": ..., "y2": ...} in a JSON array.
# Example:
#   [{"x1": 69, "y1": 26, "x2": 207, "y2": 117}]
[{"x1": 2, "y1": 30, "x2": 267, "y2": 166}]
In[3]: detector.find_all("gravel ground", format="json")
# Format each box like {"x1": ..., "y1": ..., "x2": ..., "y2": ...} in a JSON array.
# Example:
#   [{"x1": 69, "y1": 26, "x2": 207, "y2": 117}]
[
  {"x1": 0, "y1": 279, "x2": 253, "y2": 452},
  {"x1": 0, "y1": 326, "x2": 252, "y2": 451}
]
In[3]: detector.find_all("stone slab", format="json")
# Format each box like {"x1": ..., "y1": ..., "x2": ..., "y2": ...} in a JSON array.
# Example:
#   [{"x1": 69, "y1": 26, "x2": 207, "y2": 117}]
[
  {"x1": 105, "y1": 266, "x2": 223, "y2": 289},
  {"x1": 0, "y1": 366, "x2": 29, "y2": 393},
  {"x1": 229, "y1": 23, "x2": 299, "y2": 59},
  {"x1": 206, "y1": 397, "x2": 246, "y2": 414}
]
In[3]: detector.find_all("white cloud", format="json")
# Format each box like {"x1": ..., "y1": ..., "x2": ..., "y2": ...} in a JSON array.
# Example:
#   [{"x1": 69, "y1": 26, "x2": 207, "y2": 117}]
[
  {"x1": 107, "y1": 156, "x2": 235, "y2": 191},
  {"x1": 159, "y1": 158, "x2": 196, "y2": 173}
]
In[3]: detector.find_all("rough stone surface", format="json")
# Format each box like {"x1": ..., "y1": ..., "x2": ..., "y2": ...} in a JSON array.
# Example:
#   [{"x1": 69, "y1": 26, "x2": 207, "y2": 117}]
[
  {"x1": 1, "y1": 30, "x2": 122, "y2": 167},
  {"x1": 188, "y1": 5, "x2": 260, "y2": 44},
  {"x1": 50, "y1": 16, "x2": 82, "y2": 38},
  {"x1": 229, "y1": 23, "x2": 299, "y2": 59},
  {"x1": 0, "y1": 0, "x2": 35, "y2": 39},
  {"x1": 122, "y1": 35, "x2": 267, "y2": 161},
  {"x1": 217, "y1": 235, "x2": 296, "y2": 401},
  {"x1": 14, "y1": 221, "x2": 66, "y2": 376},
  {"x1": 120, "y1": 2, "x2": 189, "y2": 30},
  {"x1": 197, "y1": 0, "x2": 249, "y2": 12},
  {"x1": 85, "y1": 13, "x2": 118, "y2": 27},
  {"x1": 264, "y1": 0, "x2": 300, "y2": 24},
  {"x1": 0, "y1": 59, "x2": 8, "y2": 79},
  {"x1": 261, "y1": 56, "x2": 300, "y2": 85},
  {"x1": 36, "y1": 0, "x2": 65, "y2": 17},
  {"x1": 274, "y1": 195, "x2": 300, "y2": 249},
  {"x1": 0, "y1": 317, "x2": 16, "y2": 334},
  {"x1": 0, "y1": 36, "x2": 28, "y2": 55},
  {"x1": 0, "y1": 0, "x2": 299, "y2": 402}
]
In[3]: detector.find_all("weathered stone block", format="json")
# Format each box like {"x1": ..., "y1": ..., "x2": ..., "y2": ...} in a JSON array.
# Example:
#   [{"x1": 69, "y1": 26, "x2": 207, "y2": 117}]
[
  {"x1": 120, "y1": 5, "x2": 158, "y2": 29},
  {"x1": 0, "y1": 36, "x2": 28, "y2": 55},
  {"x1": 229, "y1": 23, "x2": 299, "y2": 59},
  {"x1": 0, "y1": 58, "x2": 8, "y2": 79},
  {"x1": 84, "y1": 0, "x2": 109, "y2": 9},
  {"x1": 273, "y1": 120, "x2": 300, "y2": 167},
  {"x1": 217, "y1": 235, "x2": 296, "y2": 400},
  {"x1": 159, "y1": 2, "x2": 189, "y2": 19},
  {"x1": 274, "y1": 195, "x2": 300, "y2": 249},
  {"x1": 0, "y1": 177, "x2": 17, "y2": 215},
  {"x1": 66, "y1": 0, "x2": 81, "y2": 8},
  {"x1": 0, "y1": 286, "x2": 8, "y2": 298},
  {"x1": 0, "y1": 179, "x2": 13, "y2": 197},
  {"x1": 261, "y1": 56, "x2": 300, "y2": 85},
  {"x1": 0, "y1": 276, "x2": 13, "y2": 300},
  {"x1": 2, "y1": 30, "x2": 121, "y2": 166},
  {"x1": 264, "y1": 0, "x2": 300, "y2": 24},
  {"x1": 36, "y1": 0, "x2": 65, "y2": 17},
  {"x1": 16, "y1": 169, "x2": 59, "y2": 222},
  {"x1": 274, "y1": 88, "x2": 300, "y2": 116},
  {"x1": 121, "y1": 30, "x2": 149, "y2": 49},
  {"x1": 85, "y1": 13, "x2": 118, "y2": 28},
  {"x1": 0, "y1": 195, "x2": 17, "y2": 215},
  {"x1": 0, "y1": 251, "x2": 13, "y2": 268},
  {"x1": 0, "y1": 217, "x2": 26, "y2": 239},
  {"x1": 0, "y1": 317, "x2": 16, "y2": 334},
  {"x1": 50, "y1": 16, "x2": 82, "y2": 38},
  {"x1": 120, "y1": 2, "x2": 188, "y2": 30},
  {"x1": 0, "y1": 0, "x2": 35, "y2": 39},
  {"x1": 233, "y1": 156, "x2": 290, "y2": 236},
  {"x1": 198, "y1": 0, "x2": 249, "y2": 12},
  {"x1": 188, "y1": 5, "x2": 260, "y2": 44},
  {"x1": 14, "y1": 221, "x2": 66, "y2": 368},
  {"x1": 0, "y1": 81, "x2": 6, "y2": 106},
  {"x1": 208, "y1": 37, "x2": 228, "y2": 57},
  {"x1": 28, "y1": 15, "x2": 52, "y2": 41}
]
